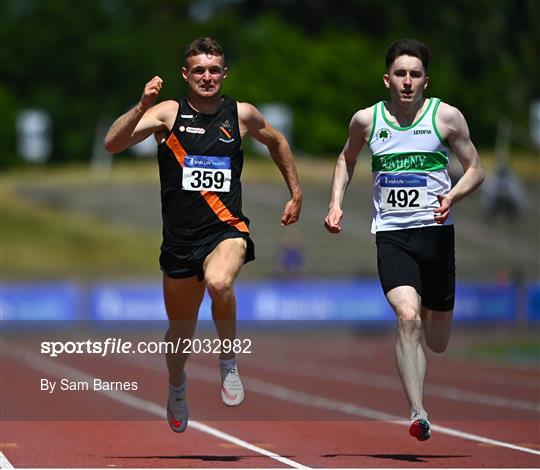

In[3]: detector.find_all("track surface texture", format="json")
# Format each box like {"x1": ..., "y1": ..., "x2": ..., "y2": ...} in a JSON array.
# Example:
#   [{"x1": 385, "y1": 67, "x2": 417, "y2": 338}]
[{"x1": 2, "y1": 327, "x2": 539, "y2": 468}]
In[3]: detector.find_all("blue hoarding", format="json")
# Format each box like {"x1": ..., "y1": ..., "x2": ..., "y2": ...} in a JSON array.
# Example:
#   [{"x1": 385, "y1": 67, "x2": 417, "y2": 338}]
[
  {"x1": 0, "y1": 280, "x2": 532, "y2": 323},
  {"x1": 1, "y1": 282, "x2": 79, "y2": 321}
]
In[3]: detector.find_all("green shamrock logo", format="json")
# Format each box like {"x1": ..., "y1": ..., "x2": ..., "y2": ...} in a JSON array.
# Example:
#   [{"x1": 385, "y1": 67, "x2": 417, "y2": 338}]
[{"x1": 378, "y1": 128, "x2": 391, "y2": 140}]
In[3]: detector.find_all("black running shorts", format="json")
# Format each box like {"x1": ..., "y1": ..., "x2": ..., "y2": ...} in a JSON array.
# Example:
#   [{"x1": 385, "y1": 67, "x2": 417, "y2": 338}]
[
  {"x1": 375, "y1": 225, "x2": 455, "y2": 311},
  {"x1": 160, "y1": 231, "x2": 255, "y2": 281}
]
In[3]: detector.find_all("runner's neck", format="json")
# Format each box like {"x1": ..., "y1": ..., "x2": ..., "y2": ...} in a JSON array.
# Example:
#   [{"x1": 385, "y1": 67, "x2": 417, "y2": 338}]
[
  {"x1": 386, "y1": 97, "x2": 428, "y2": 127},
  {"x1": 186, "y1": 94, "x2": 223, "y2": 115}
]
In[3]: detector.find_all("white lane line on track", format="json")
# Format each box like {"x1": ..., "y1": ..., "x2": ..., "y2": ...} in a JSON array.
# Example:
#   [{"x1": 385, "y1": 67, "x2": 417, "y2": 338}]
[
  {"x1": 242, "y1": 374, "x2": 540, "y2": 457},
  {"x1": 3, "y1": 345, "x2": 310, "y2": 470},
  {"x1": 0, "y1": 451, "x2": 15, "y2": 469},
  {"x1": 101, "y1": 352, "x2": 540, "y2": 455},
  {"x1": 6, "y1": 344, "x2": 540, "y2": 459},
  {"x1": 127, "y1": 355, "x2": 540, "y2": 457},
  {"x1": 244, "y1": 353, "x2": 540, "y2": 412}
]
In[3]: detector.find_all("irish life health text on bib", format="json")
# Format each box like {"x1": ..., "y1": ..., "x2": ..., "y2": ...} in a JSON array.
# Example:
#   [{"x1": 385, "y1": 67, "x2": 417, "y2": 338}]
[
  {"x1": 380, "y1": 173, "x2": 428, "y2": 211},
  {"x1": 182, "y1": 156, "x2": 232, "y2": 192}
]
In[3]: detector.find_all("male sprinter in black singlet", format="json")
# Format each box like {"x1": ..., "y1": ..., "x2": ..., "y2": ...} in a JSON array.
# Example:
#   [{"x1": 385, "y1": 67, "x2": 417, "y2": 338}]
[{"x1": 104, "y1": 37, "x2": 302, "y2": 433}]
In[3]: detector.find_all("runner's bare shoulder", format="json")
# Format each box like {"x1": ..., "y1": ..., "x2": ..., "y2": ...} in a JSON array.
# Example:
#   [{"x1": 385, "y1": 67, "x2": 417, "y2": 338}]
[
  {"x1": 351, "y1": 105, "x2": 374, "y2": 141},
  {"x1": 434, "y1": 101, "x2": 466, "y2": 139}
]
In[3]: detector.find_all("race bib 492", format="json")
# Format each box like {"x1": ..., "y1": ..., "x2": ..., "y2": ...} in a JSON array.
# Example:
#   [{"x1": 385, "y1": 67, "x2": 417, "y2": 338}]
[
  {"x1": 182, "y1": 156, "x2": 231, "y2": 192},
  {"x1": 380, "y1": 173, "x2": 428, "y2": 211}
]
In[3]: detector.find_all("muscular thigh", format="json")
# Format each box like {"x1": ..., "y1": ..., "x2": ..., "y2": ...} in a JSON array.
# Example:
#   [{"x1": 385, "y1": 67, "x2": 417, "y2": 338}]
[{"x1": 204, "y1": 237, "x2": 247, "y2": 283}]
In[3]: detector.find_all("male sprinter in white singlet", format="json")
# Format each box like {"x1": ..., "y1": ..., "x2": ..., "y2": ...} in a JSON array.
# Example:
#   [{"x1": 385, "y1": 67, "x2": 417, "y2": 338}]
[{"x1": 324, "y1": 39, "x2": 484, "y2": 441}]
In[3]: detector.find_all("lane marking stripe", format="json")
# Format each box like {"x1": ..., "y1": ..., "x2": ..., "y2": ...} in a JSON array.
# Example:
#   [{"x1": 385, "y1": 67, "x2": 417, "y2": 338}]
[
  {"x1": 6, "y1": 344, "x2": 540, "y2": 459},
  {"x1": 238, "y1": 373, "x2": 540, "y2": 456},
  {"x1": 0, "y1": 451, "x2": 15, "y2": 469},
  {"x1": 244, "y1": 353, "x2": 540, "y2": 412},
  {"x1": 82, "y1": 351, "x2": 540, "y2": 458},
  {"x1": 136, "y1": 357, "x2": 540, "y2": 457},
  {"x1": 225, "y1": 370, "x2": 540, "y2": 456},
  {"x1": 3, "y1": 345, "x2": 310, "y2": 470}
]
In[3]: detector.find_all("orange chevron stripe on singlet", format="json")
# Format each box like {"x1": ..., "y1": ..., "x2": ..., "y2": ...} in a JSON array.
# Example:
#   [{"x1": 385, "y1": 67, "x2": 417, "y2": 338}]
[
  {"x1": 165, "y1": 132, "x2": 250, "y2": 234},
  {"x1": 200, "y1": 191, "x2": 249, "y2": 233},
  {"x1": 166, "y1": 132, "x2": 186, "y2": 166}
]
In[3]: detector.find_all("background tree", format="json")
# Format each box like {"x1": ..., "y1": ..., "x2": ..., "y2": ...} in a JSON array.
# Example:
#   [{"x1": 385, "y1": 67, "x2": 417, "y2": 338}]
[{"x1": 1, "y1": 0, "x2": 537, "y2": 166}]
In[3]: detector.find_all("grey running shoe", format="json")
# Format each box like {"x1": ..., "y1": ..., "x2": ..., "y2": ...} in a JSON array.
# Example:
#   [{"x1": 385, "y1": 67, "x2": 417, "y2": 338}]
[
  {"x1": 167, "y1": 373, "x2": 188, "y2": 433},
  {"x1": 221, "y1": 366, "x2": 244, "y2": 406}
]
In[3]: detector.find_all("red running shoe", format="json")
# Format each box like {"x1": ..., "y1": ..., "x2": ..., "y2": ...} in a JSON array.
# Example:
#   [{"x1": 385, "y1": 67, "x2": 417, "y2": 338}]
[{"x1": 409, "y1": 418, "x2": 431, "y2": 441}]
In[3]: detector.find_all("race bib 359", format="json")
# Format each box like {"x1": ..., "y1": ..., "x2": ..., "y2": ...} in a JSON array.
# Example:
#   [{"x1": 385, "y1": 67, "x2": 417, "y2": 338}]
[{"x1": 182, "y1": 156, "x2": 231, "y2": 192}]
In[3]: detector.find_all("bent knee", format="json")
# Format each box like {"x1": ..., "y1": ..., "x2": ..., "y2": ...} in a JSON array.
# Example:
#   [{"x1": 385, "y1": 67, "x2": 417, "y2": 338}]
[
  {"x1": 426, "y1": 339, "x2": 449, "y2": 353},
  {"x1": 396, "y1": 307, "x2": 420, "y2": 323},
  {"x1": 206, "y1": 276, "x2": 234, "y2": 297}
]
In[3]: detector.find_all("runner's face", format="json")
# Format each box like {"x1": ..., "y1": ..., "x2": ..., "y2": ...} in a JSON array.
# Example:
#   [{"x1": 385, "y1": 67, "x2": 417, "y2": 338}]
[
  {"x1": 182, "y1": 54, "x2": 227, "y2": 99},
  {"x1": 384, "y1": 55, "x2": 428, "y2": 105}
]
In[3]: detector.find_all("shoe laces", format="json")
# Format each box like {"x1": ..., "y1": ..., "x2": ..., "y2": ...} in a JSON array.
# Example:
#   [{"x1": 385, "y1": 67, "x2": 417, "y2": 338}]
[
  {"x1": 411, "y1": 410, "x2": 429, "y2": 423},
  {"x1": 223, "y1": 368, "x2": 243, "y2": 390},
  {"x1": 169, "y1": 390, "x2": 187, "y2": 415}
]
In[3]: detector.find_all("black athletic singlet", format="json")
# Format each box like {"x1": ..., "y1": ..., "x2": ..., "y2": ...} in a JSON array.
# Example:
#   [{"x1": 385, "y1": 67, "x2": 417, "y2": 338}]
[{"x1": 157, "y1": 96, "x2": 250, "y2": 248}]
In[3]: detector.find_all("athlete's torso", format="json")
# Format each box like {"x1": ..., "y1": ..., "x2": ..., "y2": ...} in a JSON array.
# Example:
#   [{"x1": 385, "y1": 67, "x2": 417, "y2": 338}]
[
  {"x1": 157, "y1": 95, "x2": 249, "y2": 246},
  {"x1": 367, "y1": 97, "x2": 452, "y2": 233}
]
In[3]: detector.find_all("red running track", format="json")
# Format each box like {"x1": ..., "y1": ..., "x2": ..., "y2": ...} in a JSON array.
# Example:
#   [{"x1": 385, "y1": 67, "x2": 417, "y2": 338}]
[{"x1": 1, "y1": 329, "x2": 539, "y2": 468}]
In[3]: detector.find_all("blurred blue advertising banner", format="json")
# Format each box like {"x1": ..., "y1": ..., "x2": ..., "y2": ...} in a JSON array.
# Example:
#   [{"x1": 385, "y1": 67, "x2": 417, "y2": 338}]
[
  {"x1": 527, "y1": 282, "x2": 540, "y2": 322},
  {"x1": 0, "y1": 282, "x2": 78, "y2": 321},
  {"x1": 235, "y1": 280, "x2": 392, "y2": 321},
  {"x1": 453, "y1": 283, "x2": 517, "y2": 321},
  {"x1": 2, "y1": 280, "x2": 532, "y2": 323},
  {"x1": 89, "y1": 282, "x2": 168, "y2": 321},
  {"x1": 88, "y1": 281, "x2": 517, "y2": 322}
]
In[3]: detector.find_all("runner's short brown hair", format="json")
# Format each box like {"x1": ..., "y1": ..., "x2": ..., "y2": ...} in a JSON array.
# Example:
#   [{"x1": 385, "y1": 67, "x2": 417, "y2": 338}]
[
  {"x1": 185, "y1": 37, "x2": 224, "y2": 64},
  {"x1": 385, "y1": 38, "x2": 431, "y2": 72}
]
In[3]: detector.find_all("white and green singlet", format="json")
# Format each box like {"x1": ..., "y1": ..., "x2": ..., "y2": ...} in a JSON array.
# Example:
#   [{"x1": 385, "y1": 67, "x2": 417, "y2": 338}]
[{"x1": 367, "y1": 97, "x2": 452, "y2": 233}]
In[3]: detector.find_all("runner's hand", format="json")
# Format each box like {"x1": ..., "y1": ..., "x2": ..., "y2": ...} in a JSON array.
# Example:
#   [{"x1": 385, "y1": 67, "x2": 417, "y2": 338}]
[
  {"x1": 281, "y1": 196, "x2": 302, "y2": 226},
  {"x1": 140, "y1": 76, "x2": 163, "y2": 109},
  {"x1": 324, "y1": 208, "x2": 343, "y2": 233},
  {"x1": 434, "y1": 194, "x2": 452, "y2": 224}
]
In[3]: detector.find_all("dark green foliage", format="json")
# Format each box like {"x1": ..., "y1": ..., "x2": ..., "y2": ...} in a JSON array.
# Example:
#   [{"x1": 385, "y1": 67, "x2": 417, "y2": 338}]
[{"x1": 1, "y1": 0, "x2": 537, "y2": 166}]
